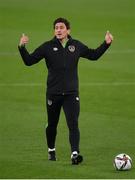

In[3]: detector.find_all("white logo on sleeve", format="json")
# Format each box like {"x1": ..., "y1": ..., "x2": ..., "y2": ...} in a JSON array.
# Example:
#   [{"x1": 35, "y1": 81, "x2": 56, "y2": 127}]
[{"x1": 48, "y1": 99, "x2": 52, "y2": 106}]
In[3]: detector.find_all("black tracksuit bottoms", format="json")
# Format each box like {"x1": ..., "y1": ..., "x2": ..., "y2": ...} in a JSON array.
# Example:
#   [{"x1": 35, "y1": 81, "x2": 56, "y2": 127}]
[{"x1": 46, "y1": 93, "x2": 80, "y2": 153}]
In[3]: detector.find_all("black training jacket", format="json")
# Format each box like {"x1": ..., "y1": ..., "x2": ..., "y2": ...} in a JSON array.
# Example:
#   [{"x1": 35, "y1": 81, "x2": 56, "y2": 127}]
[{"x1": 18, "y1": 36, "x2": 110, "y2": 94}]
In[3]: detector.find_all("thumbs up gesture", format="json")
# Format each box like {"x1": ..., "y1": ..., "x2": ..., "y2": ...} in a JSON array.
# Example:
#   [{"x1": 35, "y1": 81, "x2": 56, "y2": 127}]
[
  {"x1": 105, "y1": 31, "x2": 113, "y2": 44},
  {"x1": 19, "y1": 33, "x2": 29, "y2": 46}
]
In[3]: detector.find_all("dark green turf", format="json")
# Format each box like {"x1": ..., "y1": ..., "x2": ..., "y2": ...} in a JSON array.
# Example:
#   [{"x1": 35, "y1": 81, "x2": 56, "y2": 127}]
[{"x1": 0, "y1": 0, "x2": 135, "y2": 178}]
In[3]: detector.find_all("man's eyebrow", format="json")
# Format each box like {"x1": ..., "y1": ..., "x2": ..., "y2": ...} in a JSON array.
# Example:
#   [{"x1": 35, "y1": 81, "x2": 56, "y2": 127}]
[{"x1": 55, "y1": 25, "x2": 65, "y2": 28}]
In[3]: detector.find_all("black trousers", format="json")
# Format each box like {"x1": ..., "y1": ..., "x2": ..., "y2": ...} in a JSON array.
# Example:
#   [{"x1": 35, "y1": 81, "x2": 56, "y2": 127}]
[{"x1": 46, "y1": 93, "x2": 80, "y2": 152}]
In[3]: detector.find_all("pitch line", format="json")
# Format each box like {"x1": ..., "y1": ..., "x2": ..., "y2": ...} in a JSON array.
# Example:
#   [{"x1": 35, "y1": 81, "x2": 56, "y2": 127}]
[
  {"x1": 0, "y1": 49, "x2": 135, "y2": 56},
  {"x1": 0, "y1": 83, "x2": 43, "y2": 87},
  {"x1": 0, "y1": 52, "x2": 18, "y2": 56},
  {"x1": 0, "y1": 82, "x2": 135, "y2": 87},
  {"x1": 81, "y1": 82, "x2": 135, "y2": 86},
  {"x1": 107, "y1": 49, "x2": 135, "y2": 54}
]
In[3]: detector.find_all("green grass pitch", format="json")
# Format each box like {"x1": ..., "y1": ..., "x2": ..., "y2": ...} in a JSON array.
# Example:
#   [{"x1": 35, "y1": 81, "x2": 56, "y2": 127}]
[{"x1": 0, "y1": 0, "x2": 135, "y2": 178}]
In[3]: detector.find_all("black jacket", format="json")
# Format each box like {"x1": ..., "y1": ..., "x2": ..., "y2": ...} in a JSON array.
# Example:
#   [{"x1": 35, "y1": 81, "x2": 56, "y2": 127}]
[{"x1": 18, "y1": 36, "x2": 110, "y2": 94}]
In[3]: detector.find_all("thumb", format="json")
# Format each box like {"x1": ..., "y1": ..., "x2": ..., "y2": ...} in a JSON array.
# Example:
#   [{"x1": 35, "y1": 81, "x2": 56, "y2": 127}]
[{"x1": 22, "y1": 33, "x2": 25, "y2": 37}]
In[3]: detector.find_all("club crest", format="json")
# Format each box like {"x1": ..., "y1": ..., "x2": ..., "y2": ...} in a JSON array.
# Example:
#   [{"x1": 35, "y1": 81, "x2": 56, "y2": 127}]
[
  {"x1": 48, "y1": 99, "x2": 52, "y2": 106},
  {"x1": 68, "y1": 45, "x2": 75, "y2": 52}
]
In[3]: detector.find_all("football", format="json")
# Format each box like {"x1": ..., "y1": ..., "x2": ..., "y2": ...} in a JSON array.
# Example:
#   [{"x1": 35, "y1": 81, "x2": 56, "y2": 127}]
[{"x1": 113, "y1": 153, "x2": 132, "y2": 171}]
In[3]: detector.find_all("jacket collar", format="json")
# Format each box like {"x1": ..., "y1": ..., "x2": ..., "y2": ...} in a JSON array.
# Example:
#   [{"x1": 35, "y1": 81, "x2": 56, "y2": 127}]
[{"x1": 52, "y1": 35, "x2": 73, "y2": 43}]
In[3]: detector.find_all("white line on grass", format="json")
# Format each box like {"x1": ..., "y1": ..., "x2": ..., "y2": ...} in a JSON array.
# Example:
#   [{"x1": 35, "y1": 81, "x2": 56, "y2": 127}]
[
  {"x1": 0, "y1": 83, "x2": 43, "y2": 87},
  {"x1": 0, "y1": 49, "x2": 135, "y2": 56},
  {"x1": 0, "y1": 82, "x2": 135, "y2": 87},
  {"x1": 0, "y1": 52, "x2": 18, "y2": 56},
  {"x1": 107, "y1": 49, "x2": 135, "y2": 54},
  {"x1": 81, "y1": 82, "x2": 135, "y2": 86}
]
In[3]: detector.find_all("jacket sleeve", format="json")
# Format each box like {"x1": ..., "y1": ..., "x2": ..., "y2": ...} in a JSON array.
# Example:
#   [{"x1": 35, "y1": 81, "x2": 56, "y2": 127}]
[
  {"x1": 18, "y1": 44, "x2": 46, "y2": 66},
  {"x1": 79, "y1": 41, "x2": 111, "y2": 60}
]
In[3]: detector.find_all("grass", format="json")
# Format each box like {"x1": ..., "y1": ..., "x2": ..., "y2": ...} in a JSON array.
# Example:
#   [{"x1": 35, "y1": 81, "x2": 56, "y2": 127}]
[{"x1": 0, "y1": 0, "x2": 135, "y2": 178}]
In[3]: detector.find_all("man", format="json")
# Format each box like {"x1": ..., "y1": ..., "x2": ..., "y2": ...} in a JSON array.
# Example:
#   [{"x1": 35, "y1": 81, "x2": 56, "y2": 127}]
[{"x1": 18, "y1": 17, "x2": 113, "y2": 165}]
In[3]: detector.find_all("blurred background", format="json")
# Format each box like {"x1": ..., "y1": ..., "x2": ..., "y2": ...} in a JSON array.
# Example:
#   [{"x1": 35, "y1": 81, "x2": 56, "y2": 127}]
[{"x1": 0, "y1": 0, "x2": 135, "y2": 178}]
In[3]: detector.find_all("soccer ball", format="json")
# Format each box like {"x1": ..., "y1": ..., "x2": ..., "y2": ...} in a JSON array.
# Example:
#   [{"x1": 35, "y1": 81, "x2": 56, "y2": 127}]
[{"x1": 113, "y1": 153, "x2": 132, "y2": 171}]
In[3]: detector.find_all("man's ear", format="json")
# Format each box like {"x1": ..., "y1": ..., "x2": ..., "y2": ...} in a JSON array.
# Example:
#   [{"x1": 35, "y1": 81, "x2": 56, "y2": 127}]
[{"x1": 67, "y1": 29, "x2": 71, "y2": 35}]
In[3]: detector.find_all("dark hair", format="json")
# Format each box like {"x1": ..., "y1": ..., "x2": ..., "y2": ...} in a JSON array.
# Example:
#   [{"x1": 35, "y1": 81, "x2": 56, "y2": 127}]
[{"x1": 53, "y1": 17, "x2": 70, "y2": 30}]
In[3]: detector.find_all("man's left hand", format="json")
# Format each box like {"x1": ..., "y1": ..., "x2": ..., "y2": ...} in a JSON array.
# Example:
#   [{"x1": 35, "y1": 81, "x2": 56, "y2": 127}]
[{"x1": 105, "y1": 31, "x2": 113, "y2": 44}]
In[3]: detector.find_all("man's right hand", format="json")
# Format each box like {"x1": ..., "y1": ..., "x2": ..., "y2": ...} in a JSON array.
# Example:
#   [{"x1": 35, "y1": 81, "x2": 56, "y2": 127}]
[{"x1": 19, "y1": 33, "x2": 29, "y2": 46}]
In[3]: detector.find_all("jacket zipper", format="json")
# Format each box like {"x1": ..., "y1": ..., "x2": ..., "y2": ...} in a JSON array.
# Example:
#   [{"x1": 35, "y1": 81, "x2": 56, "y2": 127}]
[{"x1": 62, "y1": 47, "x2": 66, "y2": 95}]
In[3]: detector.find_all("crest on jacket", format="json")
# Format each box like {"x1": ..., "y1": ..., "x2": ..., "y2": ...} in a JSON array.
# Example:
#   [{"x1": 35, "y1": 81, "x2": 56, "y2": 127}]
[
  {"x1": 68, "y1": 45, "x2": 75, "y2": 52},
  {"x1": 48, "y1": 99, "x2": 52, "y2": 106}
]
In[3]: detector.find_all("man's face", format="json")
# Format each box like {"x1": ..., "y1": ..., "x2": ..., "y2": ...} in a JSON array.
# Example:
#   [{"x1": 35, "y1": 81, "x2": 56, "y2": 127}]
[{"x1": 54, "y1": 22, "x2": 70, "y2": 40}]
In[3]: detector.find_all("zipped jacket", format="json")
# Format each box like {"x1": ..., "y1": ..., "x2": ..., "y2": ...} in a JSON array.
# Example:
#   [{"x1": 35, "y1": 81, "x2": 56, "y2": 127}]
[{"x1": 18, "y1": 36, "x2": 110, "y2": 94}]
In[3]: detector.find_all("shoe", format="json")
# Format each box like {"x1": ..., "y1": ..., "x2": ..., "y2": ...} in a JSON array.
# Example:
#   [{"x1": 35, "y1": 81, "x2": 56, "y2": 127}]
[
  {"x1": 48, "y1": 150, "x2": 56, "y2": 161},
  {"x1": 71, "y1": 153, "x2": 83, "y2": 165}
]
